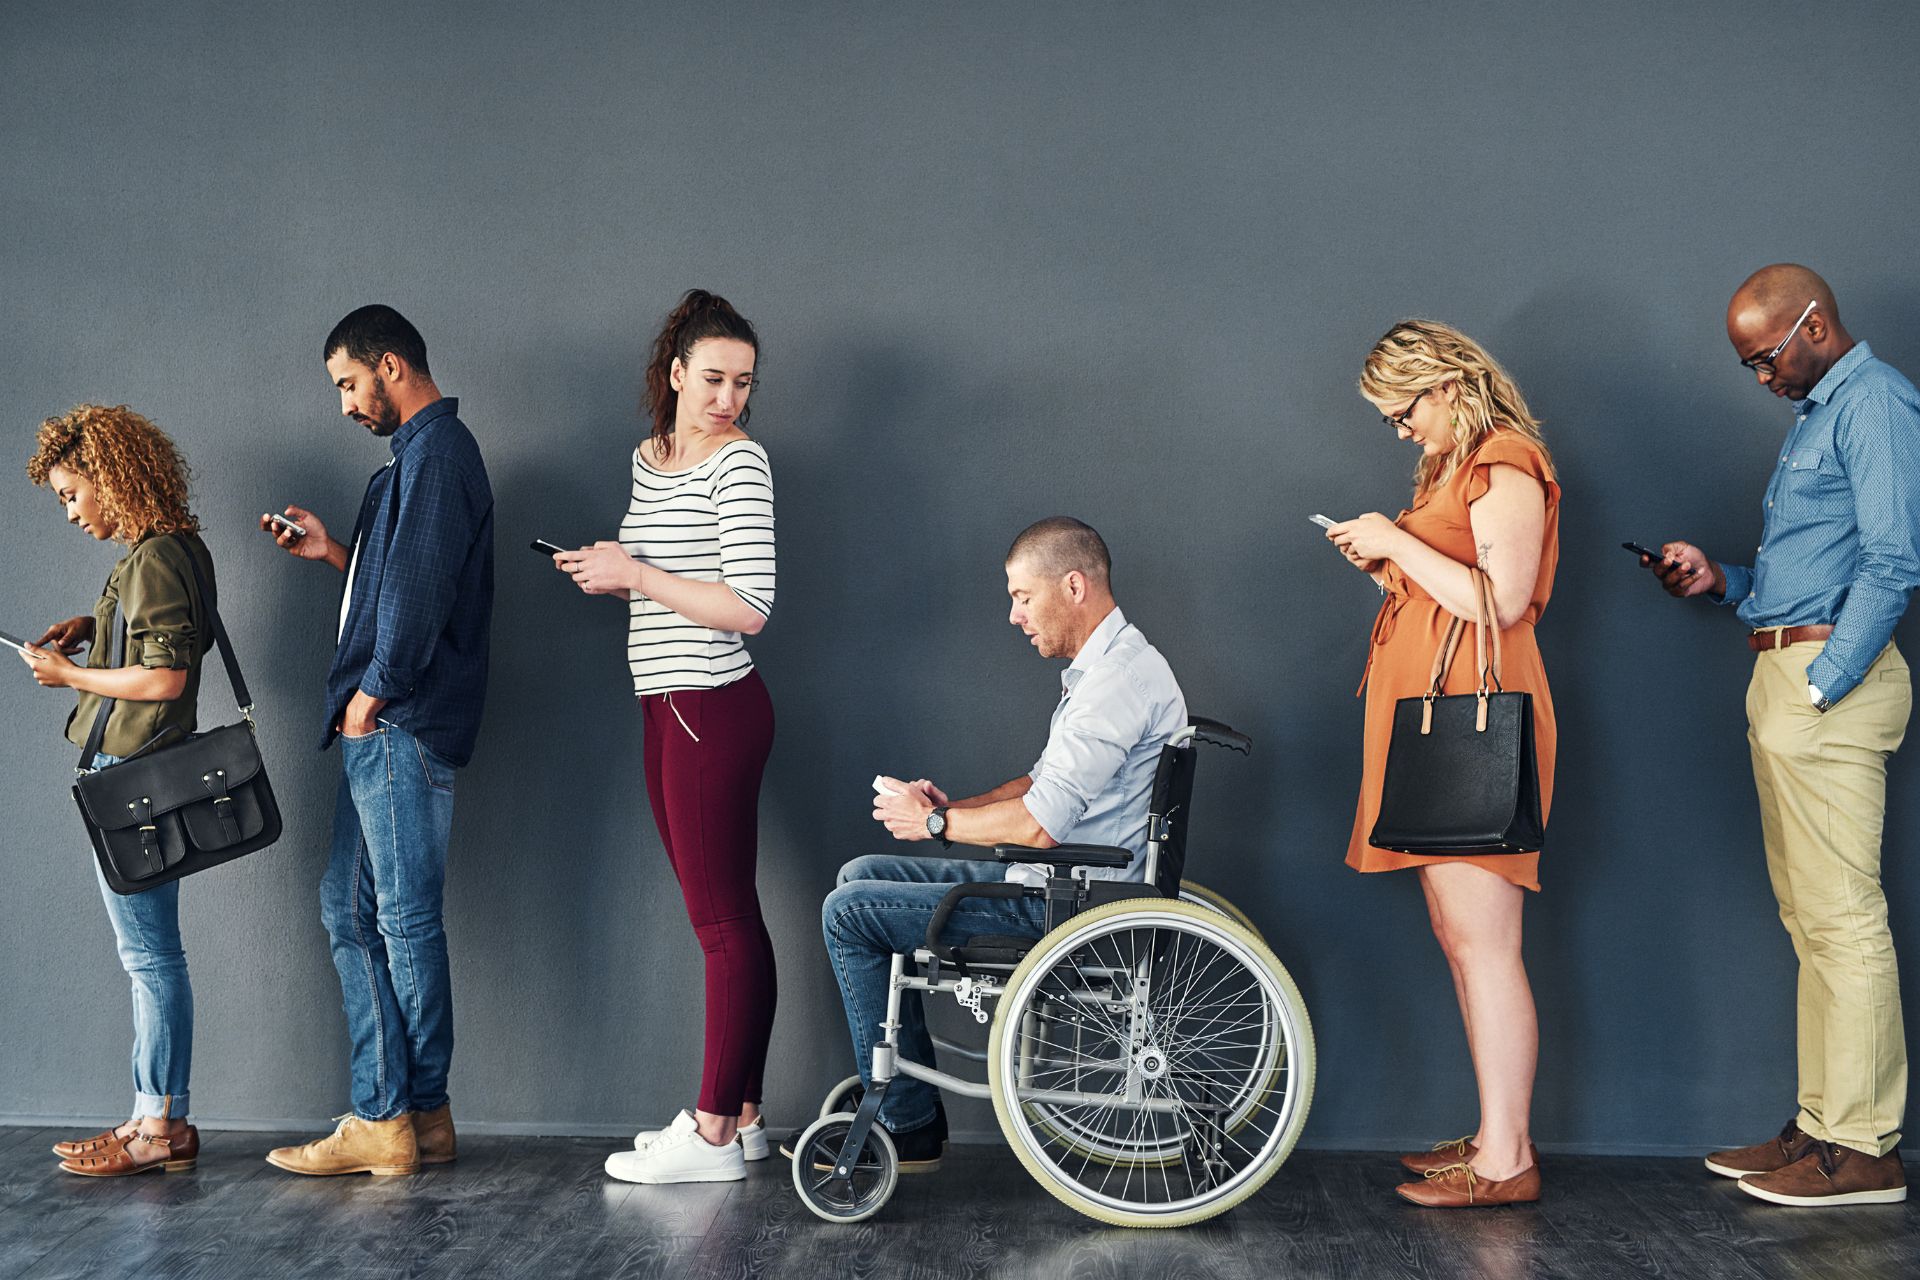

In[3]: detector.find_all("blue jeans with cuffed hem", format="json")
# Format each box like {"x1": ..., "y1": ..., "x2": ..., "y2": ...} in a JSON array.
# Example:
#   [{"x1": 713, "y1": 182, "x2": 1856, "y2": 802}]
[
  {"x1": 90, "y1": 752, "x2": 193, "y2": 1120},
  {"x1": 822, "y1": 854, "x2": 1048, "y2": 1133},
  {"x1": 320, "y1": 722, "x2": 458, "y2": 1122}
]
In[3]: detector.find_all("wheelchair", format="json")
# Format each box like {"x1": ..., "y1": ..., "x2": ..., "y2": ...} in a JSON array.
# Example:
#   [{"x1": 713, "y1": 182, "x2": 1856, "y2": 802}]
[{"x1": 792, "y1": 718, "x2": 1315, "y2": 1228}]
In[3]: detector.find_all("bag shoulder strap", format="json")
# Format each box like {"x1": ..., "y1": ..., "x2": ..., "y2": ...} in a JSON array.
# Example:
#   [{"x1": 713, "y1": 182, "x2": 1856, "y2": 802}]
[
  {"x1": 77, "y1": 536, "x2": 254, "y2": 772},
  {"x1": 1421, "y1": 566, "x2": 1505, "y2": 700}
]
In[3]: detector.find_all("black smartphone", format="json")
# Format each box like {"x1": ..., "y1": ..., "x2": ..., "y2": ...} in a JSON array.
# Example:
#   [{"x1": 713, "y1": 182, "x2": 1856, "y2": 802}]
[
  {"x1": 530, "y1": 538, "x2": 568, "y2": 557},
  {"x1": 1622, "y1": 541, "x2": 1670, "y2": 564}
]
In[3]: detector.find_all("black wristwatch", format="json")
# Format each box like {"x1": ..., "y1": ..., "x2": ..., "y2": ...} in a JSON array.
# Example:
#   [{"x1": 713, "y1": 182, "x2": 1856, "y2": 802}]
[{"x1": 926, "y1": 806, "x2": 951, "y2": 848}]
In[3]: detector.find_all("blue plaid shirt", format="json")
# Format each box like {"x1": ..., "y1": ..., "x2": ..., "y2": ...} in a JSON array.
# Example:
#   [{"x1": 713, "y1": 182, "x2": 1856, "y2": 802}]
[
  {"x1": 324, "y1": 398, "x2": 494, "y2": 765},
  {"x1": 1717, "y1": 343, "x2": 1920, "y2": 703}
]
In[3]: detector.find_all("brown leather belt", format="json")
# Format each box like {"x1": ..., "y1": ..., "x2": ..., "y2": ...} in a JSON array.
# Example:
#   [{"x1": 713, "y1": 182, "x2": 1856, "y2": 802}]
[{"x1": 1749, "y1": 625, "x2": 1834, "y2": 652}]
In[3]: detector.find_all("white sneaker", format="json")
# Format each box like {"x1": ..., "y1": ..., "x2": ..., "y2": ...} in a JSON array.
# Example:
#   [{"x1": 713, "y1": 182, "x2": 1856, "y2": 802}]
[
  {"x1": 633, "y1": 1115, "x2": 768, "y2": 1161},
  {"x1": 605, "y1": 1110, "x2": 746, "y2": 1185}
]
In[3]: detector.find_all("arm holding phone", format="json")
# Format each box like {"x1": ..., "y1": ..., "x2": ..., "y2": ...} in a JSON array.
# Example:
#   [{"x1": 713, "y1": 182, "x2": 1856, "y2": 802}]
[
  {"x1": 554, "y1": 542, "x2": 766, "y2": 633},
  {"x1": 260, "y1": 505, "x2": 349, "y2": 572},
  {"x1": 1641, "y1": 540, "x2": 1729, "y2": 600}
]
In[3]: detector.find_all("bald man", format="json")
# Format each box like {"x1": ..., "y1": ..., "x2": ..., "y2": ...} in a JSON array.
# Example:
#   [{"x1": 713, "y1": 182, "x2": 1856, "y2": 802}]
[
  {"x1": 1643, "y1": 264, "x2": 1920, "y2": 1206},
  {"x1": 807, "y1": 517, "x2": 1186, "y2": 1172}
]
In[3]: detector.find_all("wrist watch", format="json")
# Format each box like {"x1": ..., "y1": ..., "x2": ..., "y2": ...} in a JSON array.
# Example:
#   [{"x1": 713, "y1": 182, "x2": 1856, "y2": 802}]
[
  {"x1": 1808, "y1": 683, "x2": 1832, "y2": 713},
  {"x1": 925, "y1": 806, "x2": 951, "y2": 847}
]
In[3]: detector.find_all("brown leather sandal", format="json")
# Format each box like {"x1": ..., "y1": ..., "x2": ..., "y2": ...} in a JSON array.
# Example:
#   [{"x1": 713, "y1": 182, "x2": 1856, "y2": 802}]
[
  {"x1": 52, "y1": 1121, "x2": 138, "y2": 1160},
  {"x1": 60, "y1": 1125, "x2": 199, "y2": 1177}
]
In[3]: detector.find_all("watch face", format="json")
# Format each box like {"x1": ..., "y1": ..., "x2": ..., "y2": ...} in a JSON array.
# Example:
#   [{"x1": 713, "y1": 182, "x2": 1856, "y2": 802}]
[{"x1": 927, "y1": 809, "x2": 946, "y2": 837}]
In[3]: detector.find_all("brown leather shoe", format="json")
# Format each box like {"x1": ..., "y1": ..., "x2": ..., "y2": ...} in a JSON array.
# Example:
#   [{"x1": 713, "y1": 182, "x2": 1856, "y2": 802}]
[
  {"x1": 412, "y1": 1105, "x2": 456, "y2": 1165},
  {"x1": 60, "y1": 1125, "x2": 198, "y2": 1177},
  {"x1": 1396, "y1": 1159, "x2": 1541, "y2": 1207},
  {"x1": 1738, "y1": 1142, "x2": 1908, "y2": 1206},
  {"x1": 52, "y1": 1121, "x2": 138, "y2": 1160},
  {"x1": 266, "y1": 1114, "x2": 419, "y2": 1177},
  {"x1": 1401, "y1": 1136, "x2": 1475, "y2": 1174},
  {"x1": 1704, "y1": 1120, "x2": 1814, "y2": 1179}
]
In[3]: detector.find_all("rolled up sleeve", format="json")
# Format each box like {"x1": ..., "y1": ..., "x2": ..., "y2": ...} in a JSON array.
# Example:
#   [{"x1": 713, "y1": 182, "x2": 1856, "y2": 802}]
[
  {"x1": 121, "y1": 552, "x2": 196, "y2": 670},
  {"x1": 1022, "y1": 668, "x2": 1146, "y2": 843}
]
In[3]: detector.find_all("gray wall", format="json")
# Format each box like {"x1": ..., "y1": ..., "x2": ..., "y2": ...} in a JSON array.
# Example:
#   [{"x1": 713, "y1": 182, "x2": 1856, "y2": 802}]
[{"x1": 4, "y1": 0, "x2": 1918, "y2": 1155}]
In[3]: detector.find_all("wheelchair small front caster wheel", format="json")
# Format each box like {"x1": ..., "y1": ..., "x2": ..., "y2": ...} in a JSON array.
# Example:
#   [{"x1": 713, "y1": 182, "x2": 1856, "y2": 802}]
[
  {"x1": 791, "y1": 1113, "x2": 898, "y2": 1224},
  {"x1": 817, "y1": 1074, "x2": 866, "y2": 1120}
]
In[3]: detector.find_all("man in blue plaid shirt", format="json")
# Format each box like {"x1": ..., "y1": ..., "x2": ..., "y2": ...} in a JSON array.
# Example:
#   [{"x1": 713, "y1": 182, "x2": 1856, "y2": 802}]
[
  {"x1": 1649, "y1": 265, "x2": 1920, "y2": 1208},
  {"x1": 261, "y1": 305, "x2": 494, "y2": 1178}
]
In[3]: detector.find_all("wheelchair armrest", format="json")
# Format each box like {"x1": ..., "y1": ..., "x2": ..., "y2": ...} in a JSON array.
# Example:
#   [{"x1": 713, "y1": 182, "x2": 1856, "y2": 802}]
[
  {"x1": 1189, "y1": 716, "x2": 1253, "y2": 755},
  {"x1": 926, "y1": 881, "x2": 1038, "y2": 961},
  {"x1": 991, "y1": 842, "x2": 1132, "y2": 869}
]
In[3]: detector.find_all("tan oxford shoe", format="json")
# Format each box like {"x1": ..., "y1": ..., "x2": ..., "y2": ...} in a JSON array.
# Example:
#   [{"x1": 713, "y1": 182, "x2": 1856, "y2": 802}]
[
  {"x1": 412, "y1": 1105, "x2": 456, "y2": 1165},
  {"x1": 266, "y1": 1114, "x2": 419, "y2": 1177},
  {"x1": 1396, "y1": 1159, "x2": 1541, "y2": 1207}
]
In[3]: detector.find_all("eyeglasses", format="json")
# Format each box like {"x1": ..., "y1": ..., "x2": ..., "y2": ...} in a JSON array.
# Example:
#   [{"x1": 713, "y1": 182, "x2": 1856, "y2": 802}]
[
  {"x1": 1740, "y1": 299, "x2": 1817, "y2": 375},
  {"x1": 1381, "y1": 388, "x2": 1428, "y2": 430}
]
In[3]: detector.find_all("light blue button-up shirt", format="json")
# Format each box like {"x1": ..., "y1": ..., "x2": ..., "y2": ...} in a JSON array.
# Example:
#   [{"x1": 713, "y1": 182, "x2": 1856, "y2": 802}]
[
  {"x1": 1717, "y1": 343, "x2": 1920, "y2": 703},
  {"x1": 1012, "y1": 606, "x2": 1187, "y2": 884}
]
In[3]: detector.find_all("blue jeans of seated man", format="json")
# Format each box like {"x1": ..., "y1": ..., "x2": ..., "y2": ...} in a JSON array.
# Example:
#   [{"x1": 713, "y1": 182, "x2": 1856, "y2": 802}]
[
  {"x1": 90, "y1": 752, "x2": 193, "y2": 1120},
  {"x1": 320, "y1": 721, "x2": 458, "y2": 1122},
  {"x1": 823, "y1": 854, "x2": 1049, "y2": 1134}
]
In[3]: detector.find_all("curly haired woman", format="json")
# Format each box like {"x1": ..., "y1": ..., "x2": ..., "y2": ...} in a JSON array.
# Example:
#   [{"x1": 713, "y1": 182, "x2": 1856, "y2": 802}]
[{"x1": 20, "y1": 404, "x2": 217, "y2": 1177}]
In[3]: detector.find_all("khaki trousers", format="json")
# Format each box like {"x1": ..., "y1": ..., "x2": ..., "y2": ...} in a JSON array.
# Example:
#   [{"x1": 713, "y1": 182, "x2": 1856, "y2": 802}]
[{"x1": 1747, "y1": 639, "x2": 1911, "y2": 1157}]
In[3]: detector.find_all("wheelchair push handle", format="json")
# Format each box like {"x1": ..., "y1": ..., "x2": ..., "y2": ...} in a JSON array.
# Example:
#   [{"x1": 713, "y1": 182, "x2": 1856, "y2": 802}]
[{"x1": 1182, "y1": 717, "x2": 1252, "y2": 755}]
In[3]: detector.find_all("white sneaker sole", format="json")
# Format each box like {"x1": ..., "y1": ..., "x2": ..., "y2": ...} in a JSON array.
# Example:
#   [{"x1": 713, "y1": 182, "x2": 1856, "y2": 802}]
[
  {"x1": 631, "y1": 1165, "x2": 747, "y2": 1185},
  {"x1": 1737, "y1": 1179, "x2": 1908, "y2": 1206}
]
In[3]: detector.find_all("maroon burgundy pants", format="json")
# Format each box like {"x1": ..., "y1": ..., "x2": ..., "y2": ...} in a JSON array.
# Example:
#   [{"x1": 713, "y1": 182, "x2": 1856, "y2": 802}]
[{"x1": 641, "y1": 669, "x2": 777, "y2": 1116}]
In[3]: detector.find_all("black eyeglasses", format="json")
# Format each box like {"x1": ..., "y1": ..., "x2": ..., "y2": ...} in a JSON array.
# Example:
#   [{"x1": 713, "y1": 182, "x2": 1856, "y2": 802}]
[
  {"x1": 1381, "y1": 388, "x2": 1428, "y2": 430},
  {"x1": 1740, "y1": 299, "x2": 1817, "y2": 375}
]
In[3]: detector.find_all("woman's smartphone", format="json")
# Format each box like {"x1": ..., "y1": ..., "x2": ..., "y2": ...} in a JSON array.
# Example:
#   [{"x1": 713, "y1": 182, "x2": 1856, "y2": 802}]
[
  {"x1": 530, "y1": 538, "x2": 569, "y2": 557},
  {"x1": 0, "y1": 629, "x2": 31, "y2": 656},
  {"x1": 265, "y1": 513, "x2": 307, "y2": 538},
  {"x1": 1622, "y1": 541, "x2": 1669, "y2": 564},
  {"x1": 1309, "y1": 514, "x2": 1337, "y2": 530}
]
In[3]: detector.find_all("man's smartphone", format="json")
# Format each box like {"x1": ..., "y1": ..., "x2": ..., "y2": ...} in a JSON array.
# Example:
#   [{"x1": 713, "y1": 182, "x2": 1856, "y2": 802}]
[
  {"x1": 0, "y1": 629, "x2": 32, "y2": 656},
  {"x1": 1622, "y1": 541, "x2": 1670, "y2": 564},
  {"x1": 1309, "y1": 514, "x2": 1337, "y2": 530},
  {"x1": 530, "y1": 538, "x2": 569, "y2": 557},
  {"x1": 265, "y1": 513, "x2": 307, "y2": 538}
]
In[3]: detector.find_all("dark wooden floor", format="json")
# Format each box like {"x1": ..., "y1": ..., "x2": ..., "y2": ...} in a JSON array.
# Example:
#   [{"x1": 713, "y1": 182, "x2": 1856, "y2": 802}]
[{"x1": 1, "y1": 1125, "x2": 1916, "y2": 1279}]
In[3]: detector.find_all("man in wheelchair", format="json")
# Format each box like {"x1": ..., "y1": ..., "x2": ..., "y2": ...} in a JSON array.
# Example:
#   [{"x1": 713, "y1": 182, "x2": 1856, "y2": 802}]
[{"x1": 818, "y1": 516, "x2": 1187, "y2": 1172}]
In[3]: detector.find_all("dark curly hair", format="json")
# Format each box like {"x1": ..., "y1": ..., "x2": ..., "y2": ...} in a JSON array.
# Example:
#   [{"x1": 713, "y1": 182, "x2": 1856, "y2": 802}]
[{"x1": 26, "y1": 404, "x2": 199, "y2": 542}]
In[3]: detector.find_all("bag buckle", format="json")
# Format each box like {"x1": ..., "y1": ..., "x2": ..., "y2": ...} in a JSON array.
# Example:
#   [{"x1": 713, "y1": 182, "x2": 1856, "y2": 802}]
[{"x1": 240, "y1": 704, "x2": 258, "y2": 731}]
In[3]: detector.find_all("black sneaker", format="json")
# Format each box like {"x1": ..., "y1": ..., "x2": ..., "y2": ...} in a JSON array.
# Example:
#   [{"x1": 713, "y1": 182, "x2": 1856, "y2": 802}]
[{"x1": 890, "y1": 1108, "x2": 946, "y2": 1174}]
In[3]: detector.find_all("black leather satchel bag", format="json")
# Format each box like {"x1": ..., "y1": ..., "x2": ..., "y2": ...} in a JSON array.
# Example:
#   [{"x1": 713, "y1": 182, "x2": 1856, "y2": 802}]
[
  {"x1": 1369, "y1": 568, "x2": 1545, "y2": 856},
  {"x1": 71, "y1": 540, "x2": 282, "y2": 894}
]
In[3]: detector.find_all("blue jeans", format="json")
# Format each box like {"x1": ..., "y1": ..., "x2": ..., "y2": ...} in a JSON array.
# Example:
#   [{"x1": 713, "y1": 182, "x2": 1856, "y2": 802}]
[
  {"x1": 91, "y1": 752, "x2": 193, "y2": 1119},
  {"x1": 320, "y1": 721, "x2": 458, "y2": 1121},
  {"x1": 822, "y1": 854, "x2": 1048, "y2": 1132}
]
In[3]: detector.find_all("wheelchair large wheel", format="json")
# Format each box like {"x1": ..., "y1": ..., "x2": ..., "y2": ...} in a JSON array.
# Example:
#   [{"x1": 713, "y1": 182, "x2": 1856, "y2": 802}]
[
  {"x1": 791, "y1": 1113, "x2": 898, "y2": 1224},
  {"x1": 987, "y1": 898, "x2": 1314, "y2": 1228},
  {"x1": 818, "y1": 1074, "x2": 865, "y2": 1120},
  {"x1": 1177, "y1": 879, "x2": 1260, "y2": 935}
]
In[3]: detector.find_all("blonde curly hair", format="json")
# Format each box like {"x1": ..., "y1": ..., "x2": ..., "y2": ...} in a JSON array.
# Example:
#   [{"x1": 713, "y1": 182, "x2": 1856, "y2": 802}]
[
  {"x1": 26, "y1": 404, "x2": 199, "y2": 543},
  {"x1": 1359, "y1": 320, "x2": 1553, "y2": 495}
]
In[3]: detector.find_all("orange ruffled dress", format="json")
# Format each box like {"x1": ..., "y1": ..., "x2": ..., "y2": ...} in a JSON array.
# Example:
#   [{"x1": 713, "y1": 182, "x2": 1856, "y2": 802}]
[{"x1": 1346, "y1": 429, "x2": 1560, "y2": 892}]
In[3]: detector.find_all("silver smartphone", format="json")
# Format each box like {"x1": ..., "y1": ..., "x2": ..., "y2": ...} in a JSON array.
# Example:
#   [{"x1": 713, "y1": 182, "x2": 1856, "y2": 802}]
[
  {"x1": 0, "y1": 629, "x2": 30, "y2": 656},
  {"x1": 1309, "y1": 514, "x2": 1336, "y2": 530},
  {"x1": 265, "y1": 513, "x2": 308, "y2": 538}
]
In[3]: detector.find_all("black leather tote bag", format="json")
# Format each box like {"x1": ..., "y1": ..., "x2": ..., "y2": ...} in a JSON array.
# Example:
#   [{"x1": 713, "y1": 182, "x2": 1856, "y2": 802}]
[
  {"x1": 1369, "y1": 568, "x2": 1544, "y2": 855},
  {"x1": 71, "y1": 539, "x2": 282, "y2": 894}
]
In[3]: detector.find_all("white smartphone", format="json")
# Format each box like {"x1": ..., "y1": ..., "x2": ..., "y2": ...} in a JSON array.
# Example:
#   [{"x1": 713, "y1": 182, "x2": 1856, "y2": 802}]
[
  {"x1": 872, "y1": 774, "x2": 905, "y2": 796},
  {"x1": 1309, "y1": 514, "x2": 1337, "y2": 530},
  {"x1": 0, "y1": 629, "x2": 31, "y2": 656},
  {"x1": 265, "y1": 513, "x2": 308, "y2": 538}
]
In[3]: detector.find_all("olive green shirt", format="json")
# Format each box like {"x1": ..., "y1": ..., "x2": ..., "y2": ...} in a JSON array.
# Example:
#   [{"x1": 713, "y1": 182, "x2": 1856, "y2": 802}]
[{"x1": 65, "y1": 533, "x2": 214, "y2": 759}]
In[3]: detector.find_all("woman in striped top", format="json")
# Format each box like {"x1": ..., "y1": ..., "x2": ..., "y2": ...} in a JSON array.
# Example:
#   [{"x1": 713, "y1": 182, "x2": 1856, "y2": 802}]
[{"x1": 555, "y1": 290, "x2": 778, "y2": 1186}]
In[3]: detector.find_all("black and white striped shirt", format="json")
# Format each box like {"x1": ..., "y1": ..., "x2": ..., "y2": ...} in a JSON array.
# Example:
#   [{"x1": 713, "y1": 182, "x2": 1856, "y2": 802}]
[{"x1": 620, "y1": 438, "x2": 775, "y2": 695}]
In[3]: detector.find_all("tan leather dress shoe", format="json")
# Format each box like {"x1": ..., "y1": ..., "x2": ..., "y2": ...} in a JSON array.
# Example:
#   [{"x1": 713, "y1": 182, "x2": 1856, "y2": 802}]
[
  {"x1": 1396, "y1": 1159, "x2": 1541, "y2": 1207},
  {"x1": 267, "y1": 1114, "x2": 419, "y2": 1176},
  {"x1": 412, "y1": 1105, "x2": 456, "y2": 1165},
  {"x1": 1400, "y1": 1136, "x2": 1475, "y2": 1175},
  {"x1": 61, "y1": 1126, "x2": 198, "y2": 1177},
  {"x1": 52, "y1": 1122, "x2": 138, "y2": 1160}
]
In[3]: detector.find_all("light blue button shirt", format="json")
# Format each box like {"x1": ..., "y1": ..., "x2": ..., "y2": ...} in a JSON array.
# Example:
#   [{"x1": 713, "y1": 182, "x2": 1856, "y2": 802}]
[
  {"x1": 1012, "y1": 606, "x2": 1187, "y2": 884},
  {"x1": 1717, "y1": 343, "x2": 1920, "y2": 702}
]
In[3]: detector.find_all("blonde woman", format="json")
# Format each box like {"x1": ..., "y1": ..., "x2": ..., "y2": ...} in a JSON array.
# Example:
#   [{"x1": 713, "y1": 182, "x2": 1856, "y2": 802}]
[
  {"x1": 1325, "y1": 321, "x2": 1559, "y2": 1207},
  {"x1": 20, "y1": 405, "x2": 215, "y2": 1176}
]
